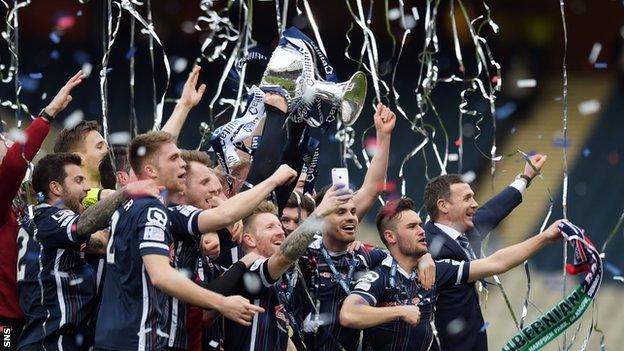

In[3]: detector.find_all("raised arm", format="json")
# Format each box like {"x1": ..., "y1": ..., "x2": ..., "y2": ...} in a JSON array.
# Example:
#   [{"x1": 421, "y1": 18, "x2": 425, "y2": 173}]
[
  {"x1": 468, "y1": 220, "x2": 562, "y2": 282},
  {"x1": 197, "y1": 165, "x2": 297, "y2": 233},
  {"x1": 0, "y1": 71, "x2": 85, "y2": 220},
  {"x1": 143, "y1": 254, "x2": 264, "y2": 326},
  {"x1": 75, "y1": 179, "x2": 159, "y2": 239},
  {"x1": 353, "y1": 103, "x2": 395, "y2": 220},
  {"x1": 266, "y1": 185, "x2": 354, "y2": 280},
  {"x1": 339, "y1": 294, "x2": 420, "y2": 329},
  {"x1": 162, "y1": 65, "x2": 206, "y2": 139}
]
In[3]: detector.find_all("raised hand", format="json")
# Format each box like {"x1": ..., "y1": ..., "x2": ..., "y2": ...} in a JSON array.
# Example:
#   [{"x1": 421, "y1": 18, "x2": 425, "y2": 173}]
[
  {"x1": 373, "y1": 103, "x2": 396, "y2": 136},
  {"x1": 45, "y1": 70, "x2": 86, "y2": 117},
  {"x1": 179, "y1": 65, "x2": 207, "y2": 108},
  {"x1": 269, "y1": 164, "x2": 298, "y2": 187},
  {"x1": 219, "y1": 295, "x2": 265, "y2": 326},
  {"x1": 523, "y1": 154, "x2": 548, "y2": 180},
  {"x1": 541, "y1": 219, "x2": 564, "y2": 243},
  {"x1": 315, "y1": 184, "x2": 354, "y2": 218}
]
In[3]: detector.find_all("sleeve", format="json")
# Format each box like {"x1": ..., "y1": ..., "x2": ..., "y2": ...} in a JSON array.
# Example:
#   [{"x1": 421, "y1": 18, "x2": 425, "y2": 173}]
[
  {"x1": 0, "y1": 117, "x2": 50, "y2": 222},
  {"x1": 241, "y1": 258, "x2": 280, "y2": 298},
  {"x1": 137, "y1": 205, "x2": 171, "y2": 257},
  {"x1": 366, "y1": 247, "x2": 388, "y2": 268},
  {"x1": 38, "y1": 208, "x2": 84, "y2": 248},
  {"x1": 434, "y1": 260, "x2": 471, "y2": 289},
  {"x1": 168, "y1": 205, "x2": 202, "y2": 241},
  {"x1": 204, "y1": 261, "x2": 247, "y2": 295},
  {"x1": 469, "y1": 186, "x2": 522, "y2": 240},
  {"x1": 350, "y1": 268, "x2": 386, "y2": 306}
]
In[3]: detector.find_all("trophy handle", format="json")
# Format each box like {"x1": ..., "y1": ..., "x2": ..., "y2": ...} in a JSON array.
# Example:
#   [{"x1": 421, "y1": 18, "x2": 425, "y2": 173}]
[{"x1": 314, "y1": 71, "x2": 367, "y2": 126}]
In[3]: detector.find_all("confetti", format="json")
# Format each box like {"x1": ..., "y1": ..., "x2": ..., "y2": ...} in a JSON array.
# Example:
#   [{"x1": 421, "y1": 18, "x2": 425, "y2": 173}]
[
  {"x1": 41, "y1": 92, "x2": 47, "y2": 100},
  {"x1": 109, "y1": 132, "x2": 132, "y2": 145},
  {"x1": 516, "y1": 79, "x2": 537, "y2": 88},
  {"x1": 461, "y1": 171, "x2": 476, "y2": 183},
  {"x1": 480, "y1": 321, "x2": 490, "y2": 332},
  {"x1": 50, "y1": 50, "x2": 60, "y2": 60},
  {"x1": 172, "y1": 57, "x2": 188, "y2": 73},
  {"x1": 69, "y1": 277, "x2": 84, "y2": 286},
  {"x1": 594, "y1": 62, "x2": 607, "y2": 69},
  {"x1": 511, "y1": 127, "x2": 517, "y2": 135},
  {"x1": 63, "y1": 110, "x2": 85, "y2": 130},
  {"x1": 49, "y1": 31, "x2": 61, "y2": 44},
  {"x1": 400, "y1": 15, "x2": 417, "y2": 30},
  {"x1": 242, "y1": 271, "x2": 262, "y2": 295},
  {"x1": 388, "y1": 8, "x2": 401, "y2": 21},
  {"x1": 446, "y1": 318, "x2": 466, "y2": 335},
  {"x1": 81, "y1": 62, "x2": 93, "y2": 77},
  {"x1": 137, "y1": 146, "x2": 146, "y2": 156},
  {"x1": 73, "y1": 50, "x2": 90, "y2": 64},
  {"x1": 495, "y1": 101, "x2": 517, "y2": 120},
  {"x1": 77, "y1": 10, "x2": 82, "y2": 16},
  {"x1": 552, "y1": 137, "x2": 569, "y2": 148},
  {"x1": 28, "y1": 72, "x2": 43, "y2": 79},
  {"x1": 56, "y1": 14, "x2": 76, "y2": 31},
  {"x1": 588, "y1": 42, "x2": 602, "y2": 64},
  {"x1": 180, "y1": 21, "x2": 195, "y2": 34},
  {"x1": 577, "y1": 99, "x2": 600, "y2": 115},
  {"x1": 9, "y1": 128, "x2": 27, "y2": 144},
  {"x1": 448, "y1": 153, "x2": 459, "y2": 162},
  {"x1": 582, "y1": 148, "x2": 591, "y2": 158},
  {"x1": 411, "y1": 7, "x2": 419, "y2": 21},
  {"x1": 125, "y1": 46, "x2": 138, "y2": 60}
]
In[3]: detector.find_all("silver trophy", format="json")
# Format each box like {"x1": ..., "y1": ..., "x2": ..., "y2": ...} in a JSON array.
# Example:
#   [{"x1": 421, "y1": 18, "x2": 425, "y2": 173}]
[{"x1": 260, "y1": 43, "x2": 367, "y2": 126}]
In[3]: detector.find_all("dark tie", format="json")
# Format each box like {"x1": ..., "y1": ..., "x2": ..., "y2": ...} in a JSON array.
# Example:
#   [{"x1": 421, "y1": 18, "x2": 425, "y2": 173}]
[{"x1": 457, "y1": 235, "x2": 477, "y2": 260}]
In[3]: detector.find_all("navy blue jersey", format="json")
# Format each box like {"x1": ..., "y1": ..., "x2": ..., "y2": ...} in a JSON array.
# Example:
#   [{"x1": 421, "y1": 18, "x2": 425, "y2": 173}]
[
  {"x1": 17, "y1": 204, "x2": 97, "y2": 351},
  {"x1": 299, "y1": 238, "x2": 387, "y2": 351},
  {"x1": 223, "y1": 258, "x2": 289, "y2": 351},
  {"x1": 165, "y1": 204, "x2": 203, "y2": 349},
  {"x1": 215, "y1": 227, "x2": 245, "y2": 267},
  {"x1": 94, "y1": 197, "x2": 174, "y2": 351},
  {"x1": 199, "y1": 255, "x2": 225, "y2": 351},
  {"x1": 351, "y1": 256, "x2": 470, "y2": 351}
]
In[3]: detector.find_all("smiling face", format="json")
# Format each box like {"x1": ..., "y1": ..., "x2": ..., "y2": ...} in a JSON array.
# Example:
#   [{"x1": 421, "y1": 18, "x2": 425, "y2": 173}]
[
  {"x1": 185, "y1": 161, "x2": 222, "y2": 210},
  {"x1": 81, "y1": 130, "x2": 109, "y2": 175},
  {"x1": 390, "y1": 210, "x2": 428, "y2": 257},
  {"x1": 440, "y1": 182, "x2": 479, "y2": 232},
  {"x1": 323, "y1": 199, "x2": 358, "y2": 250},
  {"x1": 244, "y1": 212, "x2": 285, "y2": 258}
]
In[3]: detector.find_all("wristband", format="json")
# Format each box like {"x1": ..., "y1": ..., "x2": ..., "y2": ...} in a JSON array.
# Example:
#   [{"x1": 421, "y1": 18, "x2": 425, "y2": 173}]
[
  {"x1": 38, "y1": 108, "x2": 54, "y2": 122},
  {"x1": 516, "y1": 173, "x2": 532, "y2": 188},
  {"x1": 82, "y1": 188, "x2": 103, "y2": 209}
]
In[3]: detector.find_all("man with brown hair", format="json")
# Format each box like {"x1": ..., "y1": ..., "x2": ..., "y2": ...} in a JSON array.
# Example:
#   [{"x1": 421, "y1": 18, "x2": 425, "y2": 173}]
[
  {"x1": 95, "y1": 131, "x2": 297, "y2": 350},
  {"x1": 340, "y1": 197, "x2": 564, "y2": 351},
  {"x1": 17, "y1": 152, "x2": 158, "y2": 350},
  {"x1": 280, "y1": 191, "x2": 316, "y2": 236},
  {"x1": 422, "y1": 154, "x2": 548, "y2": 351},
  {"x1": 54, "y1": 120, "x2": 108, "y2": 188}
]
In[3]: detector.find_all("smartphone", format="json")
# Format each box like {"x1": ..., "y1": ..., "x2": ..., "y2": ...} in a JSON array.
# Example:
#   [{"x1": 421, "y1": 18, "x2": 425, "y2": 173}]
[{"x1": 331, "y1": 168, "x2": 349, "y2": 188}]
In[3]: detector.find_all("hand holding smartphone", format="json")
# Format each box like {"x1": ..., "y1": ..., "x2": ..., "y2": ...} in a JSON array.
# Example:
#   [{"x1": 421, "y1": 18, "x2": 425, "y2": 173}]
[{"x1": 331, "y1": 168, "x2": 349, "y2": 188}]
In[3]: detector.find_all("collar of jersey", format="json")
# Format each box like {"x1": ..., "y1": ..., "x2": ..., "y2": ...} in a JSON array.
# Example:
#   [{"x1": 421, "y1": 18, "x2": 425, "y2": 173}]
[{"x1": 381, "y1": 255, "x2": 413, "y2": 279}]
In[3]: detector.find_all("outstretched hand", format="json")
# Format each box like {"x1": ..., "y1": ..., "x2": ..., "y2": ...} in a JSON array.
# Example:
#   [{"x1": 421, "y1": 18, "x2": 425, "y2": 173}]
[
  {"x1": 220, "y1": 295, "x2": 265, "y2": 326},
  {"x1": 179, "y1": 65, "x2": 207, "y2": 108},
  {"x1": 45, "y1": 70, "x2": 86, "y2": 118},
  {"x1": 373, "y1": 103, "x2": 396, "y2": 136},
  {"x1": 523, "y1": 154, "x2": 547, "y2": 180}
]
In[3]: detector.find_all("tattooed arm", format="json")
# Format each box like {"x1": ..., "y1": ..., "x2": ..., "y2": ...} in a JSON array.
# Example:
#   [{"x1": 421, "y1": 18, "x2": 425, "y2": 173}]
[
  {"x1": 75, "y1": 179, "x2": 159, "y2": 240},
  {"x1": 85, "y1": 230, "x2": 109, "y2": 255},
  {"x1": 267, "y1": 185, "x2": 354, "y2": 280}
]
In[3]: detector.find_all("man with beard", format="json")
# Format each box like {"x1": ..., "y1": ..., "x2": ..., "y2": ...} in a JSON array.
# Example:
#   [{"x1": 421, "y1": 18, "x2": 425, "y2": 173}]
[
  {"x1": 423, "y1": 154, "x2": 547, "y2": 351},
  {"x1": 340, "y1": 198, "x2": 564, "y2": 351},
  {"x1": 17, "y1": 153, "x2": 158, "y2": 350},
  {"x1": 95, "y1": 131, "x2": 296, "y2": 350},
  {"x1": 223, "y1": 185, "x2": 352, "y2": 350}
]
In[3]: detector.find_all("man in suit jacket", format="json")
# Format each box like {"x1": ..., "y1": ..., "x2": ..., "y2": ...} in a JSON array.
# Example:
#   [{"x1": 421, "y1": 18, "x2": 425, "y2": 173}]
[{"x1": 423, "y1": 154, "x2": 547, "y2": 351}]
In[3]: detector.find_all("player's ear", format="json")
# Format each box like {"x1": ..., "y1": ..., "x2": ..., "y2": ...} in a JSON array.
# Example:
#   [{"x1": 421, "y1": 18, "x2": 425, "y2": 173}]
[
  {"x1": 383, "y1": 229, "x2": 397, "y2": 245},
  {"x1": 436, "y1": 198, "x2": 449, "y2": 215},
  {"x1": 49, "y1": 180, "x2": 63, "y2": 198},
  {"x1": 241, "y1": 232, "x2": 256, "y2": 249}
]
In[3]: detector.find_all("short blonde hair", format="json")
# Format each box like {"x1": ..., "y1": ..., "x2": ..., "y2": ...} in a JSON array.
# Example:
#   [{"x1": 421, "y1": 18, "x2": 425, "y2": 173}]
[
  {"x1": 181, "y1": 149, "x2": 212, "y2": 168},
  {"x1": 128, "y1": 131, "x2": 176, "y2": 175},
  {"x1": 243, "y1": 201, "x2": 278, "y2": 232}
]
